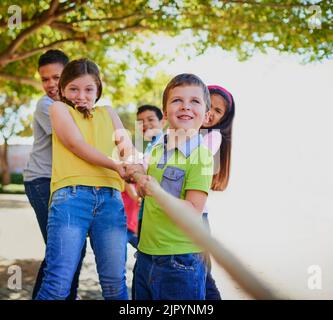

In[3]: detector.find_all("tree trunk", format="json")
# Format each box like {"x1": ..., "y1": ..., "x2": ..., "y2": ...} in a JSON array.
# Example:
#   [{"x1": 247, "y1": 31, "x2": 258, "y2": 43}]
[{"x1": 0, "y1": 141, "x2": 11, "y2": 186}]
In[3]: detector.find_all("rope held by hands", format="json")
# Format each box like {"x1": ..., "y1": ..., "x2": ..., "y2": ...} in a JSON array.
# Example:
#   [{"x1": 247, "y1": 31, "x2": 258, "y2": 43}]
[{"x1": 133, "y1": 172, "x2": 282, "y2": 300}]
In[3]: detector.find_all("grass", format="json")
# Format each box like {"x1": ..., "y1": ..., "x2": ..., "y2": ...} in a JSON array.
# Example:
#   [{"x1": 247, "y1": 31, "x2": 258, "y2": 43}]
[{"x1": 0, "y1": 184, "x2": 25, "y2": 194}]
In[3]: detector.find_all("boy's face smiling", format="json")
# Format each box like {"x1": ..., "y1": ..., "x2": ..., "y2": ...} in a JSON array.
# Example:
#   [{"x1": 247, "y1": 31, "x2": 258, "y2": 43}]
[
  {"x1": 165, "y1": 85, "x2": 206, "y2": 133},
  {"x1": 137, "y1": 110, "x2": 164, "y2": 141},
  {"x1": 39, "y1": 63, "x2": 64, "y2": 101}
]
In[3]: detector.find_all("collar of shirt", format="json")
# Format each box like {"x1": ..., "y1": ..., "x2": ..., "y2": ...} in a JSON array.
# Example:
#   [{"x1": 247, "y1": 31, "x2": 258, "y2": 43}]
[
  {"x1": 156, "y1": 132, "x2": 203, "y2": 159},
  {"x1": 144, "y1": 131, "x2": 164, "y2": 155}
]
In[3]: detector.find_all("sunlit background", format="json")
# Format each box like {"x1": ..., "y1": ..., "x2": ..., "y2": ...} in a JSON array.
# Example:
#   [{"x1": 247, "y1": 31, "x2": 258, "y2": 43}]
[{"x1": 1, "y1": 0, "x2": 332, "y2": 299}]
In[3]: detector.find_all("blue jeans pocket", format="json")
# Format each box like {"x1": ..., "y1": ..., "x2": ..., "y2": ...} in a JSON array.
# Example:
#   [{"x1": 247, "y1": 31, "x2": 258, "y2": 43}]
[
  {"x1": 171, "y1": 254, "x2": 199, "y2": 271},
  {"x1": 51, "y1": 188, "x2": 68, "y2": 205},
  {"x1": 112, "y1": 189, "x2": 121, "y2": 200},
  {"x1": 160, "y1": 166, "x2": 185, "y2": 198},
  {"x1": 154, "y1": 255, "x2": 172, "y2": 267}
]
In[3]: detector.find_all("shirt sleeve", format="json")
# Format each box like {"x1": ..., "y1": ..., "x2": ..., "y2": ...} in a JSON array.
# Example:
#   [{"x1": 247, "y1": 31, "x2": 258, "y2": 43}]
[
  {"x1": 34, "y1": 97, "x2": 53, "y2": 135},
  {"x1": 184, "y1": 147, "x2": 213, "y2": 194}
]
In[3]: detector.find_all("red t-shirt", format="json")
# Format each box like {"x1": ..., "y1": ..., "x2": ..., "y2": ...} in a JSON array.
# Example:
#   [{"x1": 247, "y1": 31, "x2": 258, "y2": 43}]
[{"x1": 121, "y1": 191, "x2": 139, "y2": 233}]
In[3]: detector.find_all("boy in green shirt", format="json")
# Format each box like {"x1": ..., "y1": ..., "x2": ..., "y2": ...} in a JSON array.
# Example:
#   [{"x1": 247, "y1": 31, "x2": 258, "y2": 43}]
[{"x1": 128, "y1": 73, "x2": 213, "y2": 300}]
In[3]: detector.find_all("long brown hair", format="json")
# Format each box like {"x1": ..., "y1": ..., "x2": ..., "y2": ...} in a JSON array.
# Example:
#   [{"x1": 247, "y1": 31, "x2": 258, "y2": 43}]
[
  {"x1": 203, "y1": 85, "x2": 235, "y2": 191},
  {"x1": 58, "y1": 58, "x2": 103, "y2": 118}
]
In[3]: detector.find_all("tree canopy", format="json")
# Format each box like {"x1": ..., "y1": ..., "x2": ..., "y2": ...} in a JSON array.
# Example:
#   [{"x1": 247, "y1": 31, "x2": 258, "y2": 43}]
[
  {"x1": 0, "y1": 0, "x2": 332, "y2": 184},
  {"x1": 0, "y1": 0, "x2": 332, "y2": 94}
]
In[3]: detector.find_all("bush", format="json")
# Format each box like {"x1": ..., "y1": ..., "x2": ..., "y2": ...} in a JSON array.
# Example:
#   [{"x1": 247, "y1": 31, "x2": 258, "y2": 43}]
[
  {"x1": 0, "y1": 173, "x2": 24, "y2": 185},
  {"x1": 10, "y1": 173, "x2": 24, "y2": 184}
]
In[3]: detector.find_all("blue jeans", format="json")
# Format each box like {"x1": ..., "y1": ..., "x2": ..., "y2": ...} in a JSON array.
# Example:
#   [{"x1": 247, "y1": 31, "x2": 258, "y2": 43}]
[
  {"x1": 127, "y1": 230, "x2": 138, "y2": 249},
  {"x1": 35, "y1": 186, "x2": 128, "y2": 300},
  {"x1": 134, "y1": 251, "x2": 206, "y2": 300},
  {"x1": 24, "y1": 178, "x2": 86, "y2": 300}
]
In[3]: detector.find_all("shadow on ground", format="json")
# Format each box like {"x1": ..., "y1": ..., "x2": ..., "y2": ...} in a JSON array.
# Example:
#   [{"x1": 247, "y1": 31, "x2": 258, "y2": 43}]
[
  {"x1": 0, "y1": 258, "x2": 120, "y2": 300},
  {"x1": 0, "y1": 200, "x2": 30, "y2": 209},
  {"x1": 0, "y1": 258, "x2": 39, "y2": 299}
]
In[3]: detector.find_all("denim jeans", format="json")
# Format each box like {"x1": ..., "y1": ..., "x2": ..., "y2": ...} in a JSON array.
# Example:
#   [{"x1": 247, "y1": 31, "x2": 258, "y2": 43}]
[
  {"x1": 35, "y1": 186, "x2": 128, "y2": 300},
  {"x1": 24, "y1": 178, "x2": 86, "y2": 300},
  {"x1": 127, "y1": 230, "x2": 138, "y2": 249},
  {"x1": 134, "y1": 251, "x2": 206, "y2": 300}
]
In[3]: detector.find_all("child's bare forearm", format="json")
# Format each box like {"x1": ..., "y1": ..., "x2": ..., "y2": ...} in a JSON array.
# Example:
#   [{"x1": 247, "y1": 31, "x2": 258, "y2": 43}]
[
  {"x1": 69, "y1": 139, "x2": 120, "y2": 171},
  {"x1": 125, "y1": 183, "x2": 139, "y2": 200},
  {"x1": 151, "y1": 186, "x2": 203, "y2": 215}
]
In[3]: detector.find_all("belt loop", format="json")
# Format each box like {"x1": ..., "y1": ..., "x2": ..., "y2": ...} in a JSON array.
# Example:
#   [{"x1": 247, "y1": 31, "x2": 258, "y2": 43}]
[
  {"x1": 111, "y1": 187, "x2": 114, "y2": 197},
  {"x1": 72, "y1": 185, "x2": 77, "y2": 194}
]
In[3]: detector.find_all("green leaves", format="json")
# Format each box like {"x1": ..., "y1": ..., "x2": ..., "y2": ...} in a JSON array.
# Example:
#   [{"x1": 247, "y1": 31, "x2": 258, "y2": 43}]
[
  {"x1": 0, "y1": 93, "x2": 33, "y2": 143},
  {"x1": 0, "y1": 0, "x2": 332, "y2": 132}
]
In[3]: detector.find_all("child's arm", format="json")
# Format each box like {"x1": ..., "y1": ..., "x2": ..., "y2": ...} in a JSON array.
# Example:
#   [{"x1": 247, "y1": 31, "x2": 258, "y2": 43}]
[
  {"x1": 124, "y1": 182, "x2": 141, "y2": 205},
  {"x1": 50, "y1": 102, "x2": 125, "y2": 177},
  {"x1": 107, "y1": 106, "x2": 141, "y2": 163},
  {"x1": 138, "y1": 174, "x2": 278, "y2": 300},
  {"x1": 184, "y1": 190, "x2": 208, "y2": 215},
  {"x1": 136, "y1": 174, "x2": 206, "y2": 215}
]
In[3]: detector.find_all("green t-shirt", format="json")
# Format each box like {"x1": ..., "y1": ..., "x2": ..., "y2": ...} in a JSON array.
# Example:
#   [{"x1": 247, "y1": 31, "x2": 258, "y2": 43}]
[{"x1": 138, "y1": 134, "x2": 214, "y2": 255}]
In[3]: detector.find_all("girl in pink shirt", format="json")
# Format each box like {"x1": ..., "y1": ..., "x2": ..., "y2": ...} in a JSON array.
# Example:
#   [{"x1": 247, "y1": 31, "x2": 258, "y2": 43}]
[{"x1": 201, "y1": 84, "x2": 235, "y2": 300}]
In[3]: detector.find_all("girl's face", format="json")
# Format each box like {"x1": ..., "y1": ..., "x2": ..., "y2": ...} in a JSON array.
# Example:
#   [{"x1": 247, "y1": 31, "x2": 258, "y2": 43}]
[
  {"x1": 62, "y1": 75, "x2": 98, "y2": 110},
  {"x1": 203, "y1": 93, "x2": 227, "y2": 127},
  {"x1": 165, "y1": 85, "x2": 206, "y2": 132}
]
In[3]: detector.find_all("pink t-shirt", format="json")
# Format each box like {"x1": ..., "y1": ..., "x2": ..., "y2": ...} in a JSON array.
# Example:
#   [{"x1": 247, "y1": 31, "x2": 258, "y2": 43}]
[
  {"x1": 121, "y1": 191, "x2": 139, "y2": 233},
  {"x1": 202, "y1": 130, "x2": 222, "y2": 213}
]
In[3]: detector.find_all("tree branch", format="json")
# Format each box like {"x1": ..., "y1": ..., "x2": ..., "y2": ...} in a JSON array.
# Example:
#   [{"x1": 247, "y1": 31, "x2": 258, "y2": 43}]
[
  {"x1": 0, "y1": 0, "x2": 80, "y2": 68},
  {"x1": 4, "y1": 36, "x2": 87, "y2": 64},
  {"x1": 67, "y1": 11, "x2": 144, "y2": 24},
  {"x1": 0, "y1": 72, "x2": 42, "y2": 90},
  {"x1": 50, "y1": 21, "x2": 76, "y2": 35},
  {"x1": 99, "y1": 24, "x2": 149, "y2": 37},
  {"x1": 224, "y1": 0, "x2": 308, "y2": 9},
  {"x1": 0, "y1": 1, "x2": 79, "y2": 28},
  {"x1": 0, "y1": 2, "x2": 61, "y2": 67}
]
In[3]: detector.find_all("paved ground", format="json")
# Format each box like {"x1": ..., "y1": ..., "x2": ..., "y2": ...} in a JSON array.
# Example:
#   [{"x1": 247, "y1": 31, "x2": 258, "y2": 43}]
[
  {"x1": 0, "y1": 194, "x2": 136, "y2": 300},
  {"x1": 1, "y1": 192, "x2": 332, "y2": 300},
  {"x1": 0, "y1": 194, "x2": 234, "y2": 300}
]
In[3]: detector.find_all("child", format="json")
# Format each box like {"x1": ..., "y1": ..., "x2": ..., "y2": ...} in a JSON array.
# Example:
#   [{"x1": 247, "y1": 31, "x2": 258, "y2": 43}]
[
  {"x1": 128, "y1": 104, "x2": 164, "y2": 299},
  {"x1": 136, "y1": 105, "x2": 165, "y2": 238},
  {"x1": 203, "y1": 85, "x2": 235, "y2": 191},
  {"x1": 136, "y1": 104, "x2": 165, "y2": 152},
  {"x1": 122, "y1": 105, "x2": 164, "y2": 250},
  {"x1": 35, "y1": 58, "x2": 133, "y2": 300},
  {"x1": 129, "y1": 74, "x2": 214, "y2": 300},
  {"x1": 122, "y1": 183, "x2": 141, "y2": 248},
  {"x1": 23, "y1": 50, "x2": 86, "y2": 300},
  {"x1": 201, "y1": 84, "x2": 235, "y2": 300}
]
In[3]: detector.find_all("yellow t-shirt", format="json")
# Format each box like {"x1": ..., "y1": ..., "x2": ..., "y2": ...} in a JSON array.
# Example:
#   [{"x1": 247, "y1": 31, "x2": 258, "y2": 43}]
[{"x1": 50, "y1": 105, "x2": 124, "y2": 199}]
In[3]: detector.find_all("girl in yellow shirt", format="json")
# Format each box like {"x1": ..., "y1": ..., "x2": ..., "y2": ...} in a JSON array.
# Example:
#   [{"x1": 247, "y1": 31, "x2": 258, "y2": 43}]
[{"x1": 35, "y1": 58, "x2": 132, "y2": 300}]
